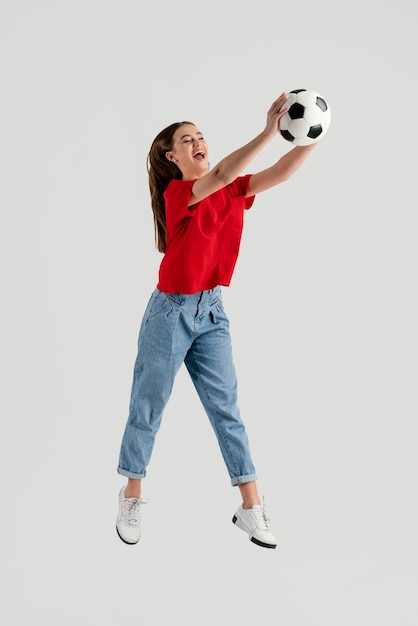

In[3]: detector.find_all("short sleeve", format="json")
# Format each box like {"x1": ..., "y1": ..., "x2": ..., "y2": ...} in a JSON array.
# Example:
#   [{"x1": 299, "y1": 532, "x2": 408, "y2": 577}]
[
  {"x1": 227, "y1": 174, "x2": 255, "y2": 210},
  {"x1": 164, "y1": 179, "x2": 198, "y2": 226}
]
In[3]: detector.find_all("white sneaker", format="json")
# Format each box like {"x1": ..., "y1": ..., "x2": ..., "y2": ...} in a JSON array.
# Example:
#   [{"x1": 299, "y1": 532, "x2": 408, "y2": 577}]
[
  {"x1": 116, "y1": 486, "x2": 147, "y2": 545},
  {"x1": 232, "y1": 501, "x2": 277, "y2": 549}
]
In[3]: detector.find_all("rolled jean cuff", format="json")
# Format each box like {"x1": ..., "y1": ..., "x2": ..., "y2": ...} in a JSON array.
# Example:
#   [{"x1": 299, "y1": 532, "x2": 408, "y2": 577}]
[
  {"x1": 230, "y1": 472, "x2": 257, "y2": 487},
  {"x1": 117, "y1": 467, "x2": 146, "y2": 480}
]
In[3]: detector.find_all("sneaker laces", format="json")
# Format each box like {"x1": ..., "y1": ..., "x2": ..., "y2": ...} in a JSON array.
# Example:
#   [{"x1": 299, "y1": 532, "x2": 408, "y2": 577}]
[
  {"x1": 122, "y1": 498, "x2": 147, "y2": 526},
  {"x1": 251, "y1": 500, "x2": 270, "y2": 530}
]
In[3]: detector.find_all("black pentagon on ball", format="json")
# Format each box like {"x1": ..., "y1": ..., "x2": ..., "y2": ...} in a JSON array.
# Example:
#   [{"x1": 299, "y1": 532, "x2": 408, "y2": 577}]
[
  {"x1": 288, "y1": 102, "x2": 305, "y2": 120},
  {"x1": 307, "y1": 124, "x2": 322, "y2": 139},
  {"x1": 280, "y1": 129, "x2": 295, "y2": 142},
  {"x1": 316, "y1": 97, "x2": 328, "y2": 112},
  {"x1": 290, "y1": 89, "x2": 306, "y2": 94}
]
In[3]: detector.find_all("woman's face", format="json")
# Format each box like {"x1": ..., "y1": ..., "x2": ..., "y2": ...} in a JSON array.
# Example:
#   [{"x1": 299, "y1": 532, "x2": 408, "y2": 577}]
[{"x1": 166, "y1": 124, "x2": 209, "y2": 179}]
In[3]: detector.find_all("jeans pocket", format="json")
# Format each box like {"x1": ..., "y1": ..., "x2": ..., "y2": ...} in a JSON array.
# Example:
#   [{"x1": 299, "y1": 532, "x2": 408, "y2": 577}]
[{"x1": 146, "y1": 290, "x2": 172, "y2": 320}]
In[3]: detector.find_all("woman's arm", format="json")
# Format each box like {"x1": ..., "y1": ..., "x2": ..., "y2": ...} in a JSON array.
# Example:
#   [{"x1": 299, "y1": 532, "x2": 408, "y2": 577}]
[
  {"x1": 246, "y1": 143, "x2": 317, "y2": 196},
  {"x1": 189, "y1": 93, "x2": 289, "y2": 205}
]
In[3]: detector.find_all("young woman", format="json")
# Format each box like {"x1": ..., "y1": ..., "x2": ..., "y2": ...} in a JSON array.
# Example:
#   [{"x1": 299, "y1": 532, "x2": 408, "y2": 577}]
[{"x1": 116, "y1": 92, "x2": 317, "y2": 549}]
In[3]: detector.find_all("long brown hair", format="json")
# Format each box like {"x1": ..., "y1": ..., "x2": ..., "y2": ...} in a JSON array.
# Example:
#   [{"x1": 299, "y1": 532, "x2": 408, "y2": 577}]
[{"x1": 147, "y1": 121, "x2": 195, "y2": 253}]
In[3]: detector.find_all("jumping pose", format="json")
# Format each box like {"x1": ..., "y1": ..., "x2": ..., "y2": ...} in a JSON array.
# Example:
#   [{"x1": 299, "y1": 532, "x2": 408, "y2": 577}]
[{"x1": 116, "y1": 93, "x2": 317, "y2": 548}]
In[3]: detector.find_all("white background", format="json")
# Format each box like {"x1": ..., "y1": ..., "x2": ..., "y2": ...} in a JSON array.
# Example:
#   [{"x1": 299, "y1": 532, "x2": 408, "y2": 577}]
[{"x1": 1, "y1": 1, "x2": 417, "y2": 624}]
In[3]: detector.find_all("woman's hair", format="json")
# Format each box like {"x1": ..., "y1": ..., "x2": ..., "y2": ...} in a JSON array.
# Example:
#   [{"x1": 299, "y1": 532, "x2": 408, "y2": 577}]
[{"x1": 147, "y1": 121, "x2": 195, "y2": 253}]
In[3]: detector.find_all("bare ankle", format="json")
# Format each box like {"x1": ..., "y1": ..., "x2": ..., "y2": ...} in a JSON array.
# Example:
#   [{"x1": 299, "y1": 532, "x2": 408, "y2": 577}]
[
  {"x1": 238, "y1": 480, "x2": 261, "y2": 509},
  {"x1": 125, "y1": 489, "x2": 141, "y2": 499},
  {"x1": 124, "y1": 479, "x2": 141, "y2": 499}
]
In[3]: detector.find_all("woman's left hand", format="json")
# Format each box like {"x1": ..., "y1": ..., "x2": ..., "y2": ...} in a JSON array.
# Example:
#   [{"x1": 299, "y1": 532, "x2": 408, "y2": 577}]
[{"x1": 263, "y1": 92, "x2": 289, "y2": 138}]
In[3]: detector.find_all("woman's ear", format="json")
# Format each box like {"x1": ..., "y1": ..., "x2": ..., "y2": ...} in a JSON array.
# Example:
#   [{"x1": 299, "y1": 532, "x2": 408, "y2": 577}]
[{"x1": 165, "y1": 152, "x2": 175, "y2": 163}]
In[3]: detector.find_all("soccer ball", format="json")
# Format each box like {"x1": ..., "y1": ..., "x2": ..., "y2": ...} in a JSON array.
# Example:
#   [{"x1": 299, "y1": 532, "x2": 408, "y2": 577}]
[{"x1": 279, "y1": 89, "x2": 331, "y2": 146}]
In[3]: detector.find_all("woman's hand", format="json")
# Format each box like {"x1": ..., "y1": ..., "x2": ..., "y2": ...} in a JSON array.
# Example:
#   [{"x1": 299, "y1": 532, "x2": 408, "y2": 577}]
[{"x1": 263, "y1": 92, "x2": 289, "y2": 138}]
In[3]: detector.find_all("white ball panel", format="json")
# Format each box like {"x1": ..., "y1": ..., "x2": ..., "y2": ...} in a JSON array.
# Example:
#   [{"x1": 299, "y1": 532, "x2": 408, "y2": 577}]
[
  {"x1": 293, "y1": 135, "x2": 318, "y2": 146},
  {"x1": 288, "y1": 118, "x2": 310, "y2": 138},
  {"x1": 321, "y1": 108, "x2": 332, "y2": 132},
  {"x1": 303, "y1": 105, "x2": 323, "y2": 126},
  {"x1": 295, "y1": 90, "x2": 319, "y2": 107}
]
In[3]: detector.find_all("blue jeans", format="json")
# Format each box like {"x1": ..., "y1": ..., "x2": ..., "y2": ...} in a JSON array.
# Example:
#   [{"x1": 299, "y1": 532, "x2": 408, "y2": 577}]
[{"x1": 117, "y1": 287, "x2": 257, "y2": 486}]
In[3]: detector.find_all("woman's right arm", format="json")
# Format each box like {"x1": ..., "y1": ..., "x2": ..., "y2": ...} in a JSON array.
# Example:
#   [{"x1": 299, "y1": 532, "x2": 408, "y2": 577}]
[{"x1": 189, "y1": 93, "x2": 289, "y2": 206}]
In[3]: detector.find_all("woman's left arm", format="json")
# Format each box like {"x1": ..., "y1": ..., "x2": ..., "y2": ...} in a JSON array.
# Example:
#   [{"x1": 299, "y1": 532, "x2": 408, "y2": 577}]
[{"x1": 246, "y1": 143, "x2": 317, "y2": 196}]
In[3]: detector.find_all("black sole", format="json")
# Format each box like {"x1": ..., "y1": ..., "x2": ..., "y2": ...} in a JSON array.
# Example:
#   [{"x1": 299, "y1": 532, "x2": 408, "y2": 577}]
[{"x1": 251, "y1": 537, "x2": 277, "y2": 549}]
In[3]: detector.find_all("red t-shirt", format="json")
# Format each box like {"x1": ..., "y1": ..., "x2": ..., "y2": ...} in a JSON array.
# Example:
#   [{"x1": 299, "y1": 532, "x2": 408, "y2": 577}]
[{"x1": 157, "y1": 175, "x2": 255, "y2": 294}]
